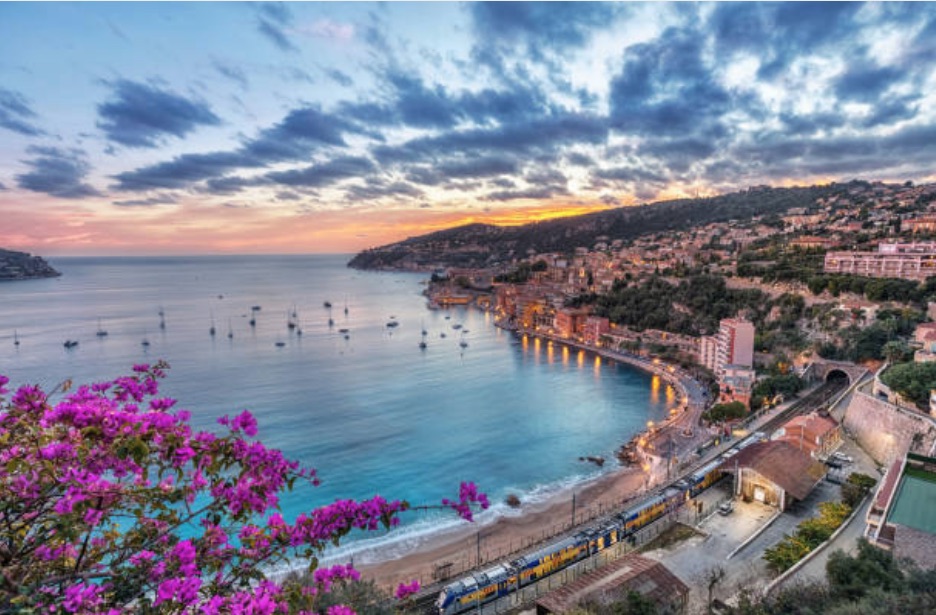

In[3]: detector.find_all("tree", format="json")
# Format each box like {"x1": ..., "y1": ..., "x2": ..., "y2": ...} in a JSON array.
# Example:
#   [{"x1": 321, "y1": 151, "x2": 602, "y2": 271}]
[{"x1": 0, "y1": 364, "x2": 488, "y2": 613}]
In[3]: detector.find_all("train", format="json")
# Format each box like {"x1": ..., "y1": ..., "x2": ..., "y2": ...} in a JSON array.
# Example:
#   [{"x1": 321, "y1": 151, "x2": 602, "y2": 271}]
[{"x1": 436, "y1": 465, "x2": 733, "y2": 614}]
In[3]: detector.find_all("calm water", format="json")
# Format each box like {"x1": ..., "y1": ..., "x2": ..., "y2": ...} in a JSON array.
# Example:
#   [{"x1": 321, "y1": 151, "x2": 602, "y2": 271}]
[{"x1": 0, "y1": 255, "x2": 676, "y2": 562}]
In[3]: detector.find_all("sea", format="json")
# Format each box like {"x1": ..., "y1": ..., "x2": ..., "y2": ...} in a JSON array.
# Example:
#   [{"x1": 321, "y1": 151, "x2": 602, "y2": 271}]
[{"x1": 0, "y1": 254, "x2": 677, "y2": 567}]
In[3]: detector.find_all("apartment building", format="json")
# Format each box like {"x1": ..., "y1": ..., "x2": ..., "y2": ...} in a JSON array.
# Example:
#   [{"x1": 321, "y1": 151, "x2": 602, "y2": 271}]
[{"x1": 824, "y1": 242, "x2": 936, "y2": 281}]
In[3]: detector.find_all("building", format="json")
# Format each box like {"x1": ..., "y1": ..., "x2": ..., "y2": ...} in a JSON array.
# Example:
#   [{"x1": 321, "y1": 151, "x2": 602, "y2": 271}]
[
  {"x1": 791, "y1": 236, "x2": 836, "y2": 250},
  {"x1": 866, "y1": 452, "x2": 936, "y2": 569},
  {"x1": 535, "y1": 553, "x2": 688, "y2": 615},
  {"x1": 716, "y1": 318, "x2": 755, "y2": 375},
  {"x1": 773, "y1": 413, "x2": 842, "y2": 460},
  {"x1": 913, "y1": 322, "x2": 936, "y2": 363},
  {"x1": 700, "y1": 335, "x2": 718, "y2": 372},
  {"x1": 903, "y1": 216, "x2": 936, "y2": 234},
  {"x1": 719, "y1": 365, "x2": 756, "y2": 406},
  {"x1": 720, "y1": 440, "x2": 827, "y2": 510},
  {"x1": 582, "y1": 316, "x2": 610, "y2": 345},
  {"x1": 824, "y1": 242, "x2": 936, "y2": 281}
]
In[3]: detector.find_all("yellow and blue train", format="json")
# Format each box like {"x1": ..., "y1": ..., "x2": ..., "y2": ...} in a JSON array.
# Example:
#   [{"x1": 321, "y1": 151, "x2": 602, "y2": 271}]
[{"x1": 436, "y1": 461, "x2": 727, "y2": 615}]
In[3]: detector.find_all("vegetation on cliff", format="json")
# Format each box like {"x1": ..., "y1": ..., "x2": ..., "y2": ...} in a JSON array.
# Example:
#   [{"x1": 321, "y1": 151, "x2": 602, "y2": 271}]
[
  {"x1": 0, "y1": 248, "x2": 60, "y2": 280},
  {"x1": 348, "y1": 183, "x2": 848, "y2": 270}
]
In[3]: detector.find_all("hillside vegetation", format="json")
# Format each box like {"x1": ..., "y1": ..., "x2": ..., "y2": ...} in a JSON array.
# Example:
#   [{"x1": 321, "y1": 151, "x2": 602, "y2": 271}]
[{"x1": 349, "y1": 183, "x2": 846, "y2": 270}]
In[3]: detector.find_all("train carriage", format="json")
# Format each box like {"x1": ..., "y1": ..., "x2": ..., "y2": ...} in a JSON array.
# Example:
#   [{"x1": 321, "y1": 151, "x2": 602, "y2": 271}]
[
  {"x1": 688, "y1": 459, "x2": 724, "y2": 497},
  {"x1": 511, "y1": 534, "x2": 589, "y2": 587},
  {"x1": 437, "y1": 564, "x2": 515, "y2": 615}
]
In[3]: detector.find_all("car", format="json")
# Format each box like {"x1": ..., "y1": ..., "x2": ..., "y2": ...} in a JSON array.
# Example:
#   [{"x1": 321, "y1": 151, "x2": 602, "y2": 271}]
[
  {"x1": 832, "y1": 452, "x2": 854, "y2": 463},
  {"x1": 718, "y1": 501, "x2": 734, "y2": 516}
]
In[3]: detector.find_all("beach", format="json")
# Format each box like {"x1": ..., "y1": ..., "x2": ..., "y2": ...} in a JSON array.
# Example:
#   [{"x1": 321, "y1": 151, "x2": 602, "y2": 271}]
[
  {"x1": 355, "y1": 334, "x2": 711, "y2": 593},
  {"x1": 356, "y1": 463, "x2": 653, "y2": 590}
]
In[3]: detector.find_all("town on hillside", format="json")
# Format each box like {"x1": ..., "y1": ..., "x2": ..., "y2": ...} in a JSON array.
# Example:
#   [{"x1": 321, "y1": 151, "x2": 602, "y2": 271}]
[{"x1": 389, "y1": 180, "x2": 936, "y2": 613}]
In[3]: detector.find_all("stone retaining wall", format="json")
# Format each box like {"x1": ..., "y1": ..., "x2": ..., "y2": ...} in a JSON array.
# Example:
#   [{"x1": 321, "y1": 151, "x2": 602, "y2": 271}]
[{"x1": 843, "y1": 389, "x2": 936, "y2": 465}]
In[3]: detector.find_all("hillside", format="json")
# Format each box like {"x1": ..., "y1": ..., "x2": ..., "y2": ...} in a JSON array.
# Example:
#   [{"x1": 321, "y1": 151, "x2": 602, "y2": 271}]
[
  {"x1": 348, "y1": 183, "x2": 852, "y2": 271},
  {"x1": 0, "y1": 248, "x2": 61, "y2": 280}
]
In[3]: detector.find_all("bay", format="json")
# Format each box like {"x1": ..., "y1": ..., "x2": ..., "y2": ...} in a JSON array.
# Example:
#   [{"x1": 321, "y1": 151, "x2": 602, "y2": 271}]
[{"x1": 0, "y1": 254, "x2": 677, "y2": 562}]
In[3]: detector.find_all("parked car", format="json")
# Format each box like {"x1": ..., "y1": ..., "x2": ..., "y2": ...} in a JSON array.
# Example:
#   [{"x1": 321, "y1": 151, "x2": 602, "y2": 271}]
[
  {"x1": 718, "y1": 501, "x2": 734, "y2": 516},
  {"x1": 833, "y1": 452, "x2": 854, "y2": 463}
]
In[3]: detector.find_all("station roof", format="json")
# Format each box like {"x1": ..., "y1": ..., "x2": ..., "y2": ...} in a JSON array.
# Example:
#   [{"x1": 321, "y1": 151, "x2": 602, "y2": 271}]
[
  {"x1": 720, "y1": 440, "x2": 827, "y2": 501},
  {"x1": 535, "y1": 553, "x2": 687, "y2": 614}
]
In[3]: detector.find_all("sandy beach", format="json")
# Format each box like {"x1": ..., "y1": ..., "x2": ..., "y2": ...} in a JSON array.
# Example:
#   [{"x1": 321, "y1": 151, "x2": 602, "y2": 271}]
[
  {"x1": 355, "y1": 336, "x2": 710, "y2": 594},
  {"x1": 356, "y1": 463, "x2": 654, "y2": 590}
]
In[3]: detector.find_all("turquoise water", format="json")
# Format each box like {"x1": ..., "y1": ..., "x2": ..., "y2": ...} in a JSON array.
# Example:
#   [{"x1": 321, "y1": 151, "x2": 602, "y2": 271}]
[{"x1": 0, "y1": 255, "x2": 677, "y2": 562}]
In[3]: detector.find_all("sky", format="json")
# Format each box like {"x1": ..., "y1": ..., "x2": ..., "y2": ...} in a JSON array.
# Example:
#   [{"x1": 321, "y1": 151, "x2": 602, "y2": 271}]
[{"x1": 1, "y1": 2, "x2": 935, "y2": 256}]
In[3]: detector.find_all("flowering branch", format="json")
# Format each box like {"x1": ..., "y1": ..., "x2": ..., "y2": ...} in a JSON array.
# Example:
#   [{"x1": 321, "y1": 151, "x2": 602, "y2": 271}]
[{"x1": 0, "y1": 365, "x2": 486, "y2": 614}]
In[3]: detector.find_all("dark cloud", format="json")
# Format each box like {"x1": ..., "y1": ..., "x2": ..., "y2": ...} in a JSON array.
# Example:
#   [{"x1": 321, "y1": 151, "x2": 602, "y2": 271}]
[
  {"x1": 325, "y1": 68, "x2": 353, "y2": 87},
  {"x1": 256, "y1": 2, "x2": 291, "y2": 25},
  {"x1": 594, "y1": 165, "x2": 667, "y2": 185},
  {"x1": 484, "y1": 186, "x2": 568, "y2": 202},
  {"x1": 834, "y1": 63, "x2": 904, "y2": 103},
  {"x1": 97, "y1": 79, "x2": 221, "y2": 148},
  {"x1": 16, "y1": 146, "x2": 100, "y2": 198},
  {"x1": 0, "y1": 181, "x2": 6, "y2": 190},
  {"x1": 566, "y1": 152, "x2": 594, "y2": 167},
  {"x1": 266, "y1": 156, "x2": 376, "y2": 188},
  {"x1": 0, "y1": 87, "x2": 45, "y2": 136},
  {"x1": 437, "y1": 156, "x2": 518, "y2": 179},
  {"x1": 374, "y1": 113, "x2": 608, "y2": 167},
  {"x1": 599, "y1": 194, "x2": 619, "y2": 206},
  {"x1": 610, "y1": 27, "x2": 731, "y2": 138},
  {"x1": 276, "y1": 190, "x2": 301, "y2": 201},
  {"x1": 113, "y1": 105, "x2": 355, "y2": 191},
  {"x1": 112, "y1": 194, "x2": 177, "y2": 207},
  {"x1": 203, "y1": 175, "x2": 264, "y2": 195},
  {"x1": 386, "y1": 71, "x2": 460, "y2": 128},
  {"x1": 213, "y1": 60, "x2": 249, "y2": 90},
  {"x1": 470, "y1": 2, "x2": 618, "y2": 52},
  {"x1": 258, "y1": 18, "x2": 298, "y2": 52},
  {"x1": 344, "y1": 180, "x2": 424, "y2": 201},
  {"x1": 525, "y1": 168, "x2": 567, "y2": 186},
  {"x1": 112, "y1": 151, "x2": 253, "y2": 191}
]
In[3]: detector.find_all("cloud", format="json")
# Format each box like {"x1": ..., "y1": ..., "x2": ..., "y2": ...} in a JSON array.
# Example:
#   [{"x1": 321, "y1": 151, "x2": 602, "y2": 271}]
[
  {"x1": 112, "y1": 194, "x2": 177, "y2": 207},
  {"x1": 437, "y1": 156, "x2": 518, "y2": 179},
  {"x1": 254, "y1": 2, "x2": 297, "y2": 52},
  {"x1": 213, "y1": 60, "x2": 250, "y2": 90},
  {"x1": 16, "y1": 146, "x2": 100, "y2": 198},
  {"x1": 470, "y1": 2, "x2": 618, "y2": 52},
  {"x1": 344, "y1": 179, "x2": 424, "y2": 201},
  {"x1": 484, "y1": 186, "x2": 569, "y2": 202},
  {"x1": 113, "y1": 105, "x2": 355, "y2": 191},
  {"x1": 609, "y1": 27, "x2": 731, "y2": 138},
  {"x1": 325, "y1": 68, "x2": 353, "y2": 87},
  {"x1": 266, "y1": 156, "x2": 376, "y2": 188},
  {"x1": 0, "y1": 181, "x2": 6, "y2": 190},
  {"x1": 97, "y1": 79, "x2": 221, "y2": 148},
  {"x1": 0, "y1": 87, "x2": 45, "y2": 136},
  {"x1": 303, "y1": 18, "x2": 355, "y2": 41},
  {"x1": 258, "y1": 18, "x2": 298, "y2": 52}
]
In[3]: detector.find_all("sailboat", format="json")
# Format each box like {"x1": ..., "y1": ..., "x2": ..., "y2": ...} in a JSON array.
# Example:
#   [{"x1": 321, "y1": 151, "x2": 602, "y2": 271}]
[
  {"x1": 141, "y1": 329, "x2": 150, "y2": 347},
  {"x1": 343, "y1": 296, "x2": 349, "y2": 316},
  {"x1": 96, "y1": 318, "x2": 108, "y2": 337},
  {"x1": 419, "y1": 320, "x2": 428, "y2": 350},
  {"x1": 227, "y1": 318, "x2": 234, "y2": 339},
  {"x1": 158, "y1": 307, "x2": 166, "y2": 330},
  {"x1": 210, "y1": 311, "x2": 216, "y2": 337},
  {"x1": 13, "y1": 330, "x2": 20, "y2": 347}
]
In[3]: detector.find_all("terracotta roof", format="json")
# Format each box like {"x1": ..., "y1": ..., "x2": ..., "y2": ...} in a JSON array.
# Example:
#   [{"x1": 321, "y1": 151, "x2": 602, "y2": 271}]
[
  {"x1": 721, "y1": 440, "x2": 827, "y2": 501},
  {"x1": 776, "y1": 413, "x2": 839, "y2": 453},
  {"x1": 535, "y1": 554, "x2": 688, "y2": 614}
]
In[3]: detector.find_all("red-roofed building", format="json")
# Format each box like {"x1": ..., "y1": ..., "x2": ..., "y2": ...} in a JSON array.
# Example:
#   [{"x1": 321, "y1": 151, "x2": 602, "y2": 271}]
[
  {"x1": 719, "y1": 441, "x2": 827, "y2": 510},
  {"x1": 773, "y1": 413, "x2": 842, "y2": 459}
]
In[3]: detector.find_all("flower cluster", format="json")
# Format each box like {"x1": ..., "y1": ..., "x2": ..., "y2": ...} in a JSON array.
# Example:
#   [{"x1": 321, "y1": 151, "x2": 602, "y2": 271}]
[
  {"x1": 442, "y1": 481, "x2": 491, "y2": 522},
  {"x1": 0, "y1": 363, "x2": 487, "y2": 614}
]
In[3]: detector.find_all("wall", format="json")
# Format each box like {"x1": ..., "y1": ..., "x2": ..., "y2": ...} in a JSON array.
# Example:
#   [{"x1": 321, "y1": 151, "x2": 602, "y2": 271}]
[{"x1": 842, "y1": 389, "x2": 936, "y2": 465}]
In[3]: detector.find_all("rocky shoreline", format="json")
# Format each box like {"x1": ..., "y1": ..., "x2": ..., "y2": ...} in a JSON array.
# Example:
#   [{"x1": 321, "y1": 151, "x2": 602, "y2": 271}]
[{"x1": 0, "y1": 249, "x2": 60, "y2": 280}]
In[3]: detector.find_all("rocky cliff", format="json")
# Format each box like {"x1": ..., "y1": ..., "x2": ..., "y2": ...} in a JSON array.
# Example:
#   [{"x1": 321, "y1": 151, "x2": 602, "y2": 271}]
[{"x1": 0, "y1": 248, "x2": 61, "y2": 280}]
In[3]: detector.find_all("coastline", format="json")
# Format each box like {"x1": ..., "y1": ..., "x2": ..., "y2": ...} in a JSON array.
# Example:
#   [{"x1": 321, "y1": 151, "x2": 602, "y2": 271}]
[{"x1": 355, "y1": 328, "x2": 710, "y2": 592}]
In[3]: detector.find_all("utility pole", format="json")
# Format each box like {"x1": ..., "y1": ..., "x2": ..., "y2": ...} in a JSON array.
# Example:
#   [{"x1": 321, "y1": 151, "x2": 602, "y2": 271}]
[{"x1": 571, "y1": 493, "x2": 577, "y2": 527}]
